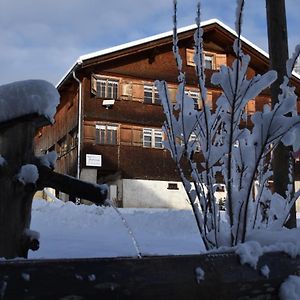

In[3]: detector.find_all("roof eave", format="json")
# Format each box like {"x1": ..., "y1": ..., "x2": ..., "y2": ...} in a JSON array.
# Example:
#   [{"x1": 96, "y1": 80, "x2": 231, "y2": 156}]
[{"x1": 56, "y1": 59, "x2": 83, "y2": 90}]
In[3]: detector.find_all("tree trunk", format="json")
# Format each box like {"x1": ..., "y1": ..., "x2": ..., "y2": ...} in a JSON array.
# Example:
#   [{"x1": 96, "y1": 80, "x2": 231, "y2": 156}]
[{"x1": 265, "y1": 0, "x2": 296, "y2": 228}]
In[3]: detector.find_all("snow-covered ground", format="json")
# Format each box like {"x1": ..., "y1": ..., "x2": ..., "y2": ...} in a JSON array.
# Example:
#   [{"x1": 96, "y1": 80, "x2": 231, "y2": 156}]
[
  {"x1": 29, "y1": 199, "x2": 205, "y2": 259},
  {"x1": 29, "y1": 198, "x2": 300, "y2": 259}
]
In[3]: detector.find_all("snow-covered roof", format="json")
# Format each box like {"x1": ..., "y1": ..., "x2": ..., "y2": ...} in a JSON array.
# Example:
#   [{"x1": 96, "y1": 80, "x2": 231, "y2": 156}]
[
  {"x1": 79, "y1": 19, "x2": 270, "y2": 62},
  {"x1": 57, "y1": 18, "x2": 300, "y2": 88}
]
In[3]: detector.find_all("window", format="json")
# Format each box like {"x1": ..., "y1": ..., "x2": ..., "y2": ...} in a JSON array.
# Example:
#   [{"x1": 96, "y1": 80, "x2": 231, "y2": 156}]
[
  {"x1": 204, "y1": 54, "x2": 214, "y2": 69},
  {"x1": 144, "y1": 84, "x2": 160, "y2": 104},
  {"x1": 97, "y1": 79, "x2": 118, "y2": 99},
  {"x1": 189, "y1": 132, "x2": 201, "y2": 152},
  {"x1": 96, "y1": 124, "x2": 118, "y2": 145},
  {"x1": 185, "y1": 90, "x2": 213, "y2": 110},
  {"x1": 186, "y1": 49, "x2": 225, "y2": 70},
  {"x1": 69, "y1": 129, "x2": 78, "y2": 148},
  {"x1": 91, "y1": 76, "x2": 119, "y2": 99},
  {"x1": 186, "y1": 49, "x2": 215, "y2": 68},
  {"x1": 143, "y1": 128, "x2": 163, "y2": 149},
  {"x1": 143, "y1": 128, "x2": 152, "y2": 147},
  {"x1": 167, "y1": 183, "x2": 179, "y2": 190},
  {"x1": 58, "y1": 136, "x2": 68, "y2": 156},
  {"x1": 179, "y1": 131, "x2": 200, "y2": 152}
]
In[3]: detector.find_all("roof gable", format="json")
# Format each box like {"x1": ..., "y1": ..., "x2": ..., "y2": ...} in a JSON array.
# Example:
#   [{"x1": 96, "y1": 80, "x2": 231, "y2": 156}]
[{"x1": 57, "y1": 18, "x2": 300, "y2": 89}]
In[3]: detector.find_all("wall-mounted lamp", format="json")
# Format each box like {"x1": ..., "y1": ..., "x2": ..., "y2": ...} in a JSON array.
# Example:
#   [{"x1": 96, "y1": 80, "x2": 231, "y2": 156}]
[{"x1": 102, "y1": 99, "x2": 115, "y2": 109}]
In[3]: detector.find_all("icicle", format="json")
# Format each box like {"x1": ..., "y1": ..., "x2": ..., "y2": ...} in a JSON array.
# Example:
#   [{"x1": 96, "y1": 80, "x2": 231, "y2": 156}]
[{"x1": 105, "y1": 199, "x2": 142, "y2": 259}]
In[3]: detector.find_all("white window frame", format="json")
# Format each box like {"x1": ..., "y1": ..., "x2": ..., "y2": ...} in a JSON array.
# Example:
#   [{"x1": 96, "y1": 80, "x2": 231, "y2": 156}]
[
  {"x1": 185, "y1": 89, "x2": 213, "y2": 110},
  {"x1": 96, "y1": 124, "x2": 118, "y2": 145},
  {"x1": 185, "y1": 90, "x2": 201, "y2": 110},
  {"x1": 180, "y1": 132, "x2": 201, "y2": 152},
  {"x1": 96, "y1": 78, "x2": 119, "y2": 99},
  {"x1": 204, "y1": 54, "x2": 214, "y2": 69},
  {"x1": 144, "y1": 84, "x2": 160, "y2": 104},
  {"x1": 143, "y1": 128, "x2": 163, "y2": 149},
  {"x1": 189, "y1": 132, "x2": 201, "y2": 152},
  {"x1": 185, "y1": 90, "x2": 199, "y2": 101}
]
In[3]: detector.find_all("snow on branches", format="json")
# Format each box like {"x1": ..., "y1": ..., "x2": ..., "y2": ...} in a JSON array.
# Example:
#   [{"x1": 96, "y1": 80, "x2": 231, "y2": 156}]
[{"x1": 156, "y1": 0, "x2": 300, "y2": 249}]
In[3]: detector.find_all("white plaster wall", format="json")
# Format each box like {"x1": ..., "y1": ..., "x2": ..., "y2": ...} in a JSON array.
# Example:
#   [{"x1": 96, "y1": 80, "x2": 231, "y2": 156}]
[
  {"x1": 80, "y1": 168, "x2": 98, "y2": 205},
  {"x1": 122, "y1": 179, "x2": 191, "y2": 209},
  {"x1": 59, "y1": 191, "x2": 69, "y2": 202},
  {"x1": 43, "y1": 188, "x2": 57, "y2": 202},
  {"x1": 80, "y1": 168, "x2": 97, "y2": 183}
]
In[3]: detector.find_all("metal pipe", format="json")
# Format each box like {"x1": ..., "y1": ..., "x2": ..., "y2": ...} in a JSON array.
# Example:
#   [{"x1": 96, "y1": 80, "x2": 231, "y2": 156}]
[{"x1": 72, "y1": 71, "x2": 82, "y2": 182}]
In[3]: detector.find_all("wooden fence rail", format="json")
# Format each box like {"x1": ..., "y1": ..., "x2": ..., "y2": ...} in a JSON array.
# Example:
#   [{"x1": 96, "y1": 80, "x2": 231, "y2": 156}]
[{"x1": 0, "y1": 252, "x2": 299, "y2": 299}]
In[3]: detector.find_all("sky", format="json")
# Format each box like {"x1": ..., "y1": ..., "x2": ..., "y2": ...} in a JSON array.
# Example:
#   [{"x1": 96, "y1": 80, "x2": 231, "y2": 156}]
[{"x1": 0, "y1": 0, "x2": 299, "y2": 86}]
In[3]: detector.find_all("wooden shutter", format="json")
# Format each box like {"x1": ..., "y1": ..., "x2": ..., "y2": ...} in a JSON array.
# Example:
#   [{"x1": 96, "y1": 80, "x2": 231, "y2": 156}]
[
  {"x1": 206, "y1": 91, "x2": 213, "y2": 109},
  {"x1": 132, "y1": 128, "x2": 142, "y2": 146},
  {"x1": 121, "y1": 83, "x2": 133, "y2": 100},
  {"x1": 84, "y1": 123, "x2": 96, "y2": 140},
  {"x1": 132, "y1": 83, "x2": 144, "y2": 101},
  {"x1": 186, "y1": 49, "x2": 195, "y2": 66},
  {"x1": 168, "y1": 87, "x2": 177, "y2": 103},
  {"x1": 215, "y1": 54, "x2": 227, "y2": 70},
  {"x1": 91, "y1": 74, "x2": 98, "y2": 96},
  {"x1": 120, "y1": 127, "x2": 132, "y2": 144},
  {"x1": 247, "y1": 99, "x2": 256, "y2": 114},
  {"x1": 212, "y1": 91, "x2": 222, "y2": 110}
]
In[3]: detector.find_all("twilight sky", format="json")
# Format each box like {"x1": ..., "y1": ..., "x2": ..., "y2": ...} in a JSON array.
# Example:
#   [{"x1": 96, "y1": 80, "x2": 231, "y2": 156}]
[{"x1": 0, "y1": 0, "x2": 299, "y2": 86}]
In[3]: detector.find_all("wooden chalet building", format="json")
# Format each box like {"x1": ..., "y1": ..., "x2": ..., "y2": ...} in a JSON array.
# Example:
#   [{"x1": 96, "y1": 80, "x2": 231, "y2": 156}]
[{"x1": 35, "y1": 19, "x2": 300, "y2": 208}]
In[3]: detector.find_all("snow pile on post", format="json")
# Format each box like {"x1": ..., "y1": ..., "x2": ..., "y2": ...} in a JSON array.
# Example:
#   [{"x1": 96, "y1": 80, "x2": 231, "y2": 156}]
[
  {"x1": 0, "y1": 79, "x2": 60, "y2": 123},
  {"x1": 156, "y1": 0, "x2": 300, "y2": 250},
  {"x1": 17, "y1": 164, "x2": 39, "y2": 185},
  {"x1": 37, "y1": 151, "x2": 57, "y2": 169}
]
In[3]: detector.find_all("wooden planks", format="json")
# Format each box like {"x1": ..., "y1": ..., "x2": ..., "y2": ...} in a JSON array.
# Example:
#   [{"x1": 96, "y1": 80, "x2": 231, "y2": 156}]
[{"x1": 0, "y1": 252, "x2": 299, "y2": 299}]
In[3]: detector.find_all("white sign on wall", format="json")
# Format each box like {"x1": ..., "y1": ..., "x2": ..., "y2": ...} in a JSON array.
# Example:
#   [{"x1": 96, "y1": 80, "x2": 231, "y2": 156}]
[{"x1": 86, "y1": 154, "x2": 102, "y2": 167}]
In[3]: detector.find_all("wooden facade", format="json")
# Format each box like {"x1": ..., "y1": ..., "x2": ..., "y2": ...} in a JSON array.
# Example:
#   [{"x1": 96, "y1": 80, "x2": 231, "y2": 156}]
[{"x1": 34, "y1": 20, "x2": 300, "y2": 206}]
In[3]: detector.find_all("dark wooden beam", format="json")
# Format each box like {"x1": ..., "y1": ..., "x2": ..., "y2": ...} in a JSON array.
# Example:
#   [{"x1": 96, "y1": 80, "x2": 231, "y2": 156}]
[
  {"x1": 36, "y1": 165, "x2": 107, "y2": 205},
  {"x1": 0, "y1": 252, "x2": 299, "y2": 299}
]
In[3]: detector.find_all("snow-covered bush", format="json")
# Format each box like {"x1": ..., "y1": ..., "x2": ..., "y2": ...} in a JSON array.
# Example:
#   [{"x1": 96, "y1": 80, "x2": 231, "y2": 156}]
[{"x1": 156, "y1": 0, "x2": 300, "y2": 250}]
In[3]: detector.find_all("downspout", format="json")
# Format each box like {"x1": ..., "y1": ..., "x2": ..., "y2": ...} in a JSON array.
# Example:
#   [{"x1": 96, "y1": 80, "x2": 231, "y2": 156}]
[{"x1": 72, "y1": 71, "x2": 82, "y2": 182}]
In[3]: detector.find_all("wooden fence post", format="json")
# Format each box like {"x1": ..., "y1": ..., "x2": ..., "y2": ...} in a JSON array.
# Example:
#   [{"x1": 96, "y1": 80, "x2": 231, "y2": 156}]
[
  {"x1": 0, "y1": 113, "x2": 107, "y2": 259},
  {"x1": 0, "y1": 80, "x2": 108, "y2": 259},
  {"x1": 0, "y1": 116, "x2": 45, "y2": 258}
]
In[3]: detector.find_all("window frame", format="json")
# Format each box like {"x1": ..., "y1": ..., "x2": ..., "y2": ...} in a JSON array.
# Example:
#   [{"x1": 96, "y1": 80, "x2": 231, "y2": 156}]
[
  {"x1": 143, "y1": 84, "x2": 161, "y2": 105},
  {"x1": 92, "y1": 75, "x2": 119, "y2": 100},
  {"x1": 204, "y1": 54, "x2": 214, "y2": 69},
  {"x1": 143, "y1": 128, "x2": 163, "y2": 149},
  {"x1": 189, "y1": 132, "x2": 201, "y2": 152},
  {"x1": 185, "y1": 89, "x2": 213, "y2": 110},
  {"x1": 95, "y1": 124, "x2": 118, "y2": 145},
  {"x1": 186, "y1": 49, "x2": 217, "y2": 70},
  {"x1": 57, "y1": 136, "x2": 68, "y2": 157}
]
